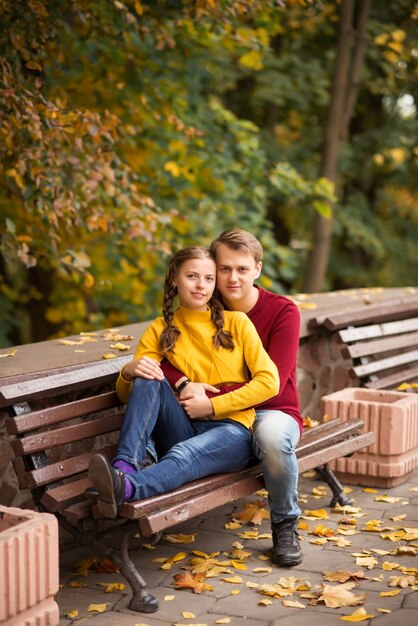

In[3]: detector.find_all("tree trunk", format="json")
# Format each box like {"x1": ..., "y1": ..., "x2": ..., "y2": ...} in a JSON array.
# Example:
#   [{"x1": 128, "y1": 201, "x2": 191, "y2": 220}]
[{"x1": 302, "y1": 0, "x2": 372, "y2": 293}]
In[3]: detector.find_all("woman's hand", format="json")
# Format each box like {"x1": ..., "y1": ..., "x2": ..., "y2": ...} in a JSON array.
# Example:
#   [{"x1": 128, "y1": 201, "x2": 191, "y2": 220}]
[
  {"x1": 179, "y1": 391, "x2": 215, "y2": 419},
  {"x1": 178, "y1": 382, "x2": 220, "y2": 400},
  {"x1": 122, "y1": 357, "x2": 164, "y2": 382}
]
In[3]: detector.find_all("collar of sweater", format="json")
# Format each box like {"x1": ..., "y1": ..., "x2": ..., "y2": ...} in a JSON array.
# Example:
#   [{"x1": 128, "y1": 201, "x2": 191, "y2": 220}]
[{"x1": 175, "y1": 305, "x2": 213, "y2": 325}]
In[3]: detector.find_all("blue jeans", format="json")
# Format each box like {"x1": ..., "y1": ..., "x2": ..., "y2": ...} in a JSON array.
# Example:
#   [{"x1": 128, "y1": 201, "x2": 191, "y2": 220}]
[
  {"x1": 252, "y1": 409, "x2": 301, "y2": 523},
  {"x1": 114, "y1": 377, "x2": 253, "y2": 500}
]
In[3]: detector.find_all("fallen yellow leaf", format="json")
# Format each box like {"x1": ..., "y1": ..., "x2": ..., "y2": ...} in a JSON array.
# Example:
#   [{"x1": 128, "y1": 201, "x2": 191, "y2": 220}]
[
  {"x1": 164, "y1": 594, "x2": 175, "y2": 601},
  {"x1": 0, "y1": 349, "x2": 17, "y2": 358},
  {"x1": 164, "y1": 533, "x2": 196, "y2": 543},
  {"x1": 303, "y1": 508, "x2": 329, "y2": 519},
  {"x1": 258, "y1": 598, "x2": 273, "y2": 606},
  {"x1": 64, "y1": 610, "x2": 79, "y2": 619},
  {"x1": 87, "y1": 603, "x2": 109, "y2": 613},
  {"x1": 225, "y1": 522, "x2": 241, "y2": 529},
  {"x1": 230, "y1": 589, "x2": 241, "y2": 595},
  {"x1": 221, "y1": 576, "x2": 243, "y2": 584},
  {"x1": 215, "y1": 619, "x2": 232, "y2": 624},
  {"x1": 340, "y1": 607, "x2": 375, "y2": 621},
  {"x1": 380, "y1": 589, "x2": 400, "y2": 597},
  {"x1": 182, "y1": 611, "x2": 196, "y2": 618},
  {"x1": 97, "y1": 582, "x2": 126, "y2": 592},
  {"x1": 110, "y1": 342, "x2": 131, "y2": 350},
  {"x1": 102, "y1": 352, "x2": 117, "y2": 359},
  {"x1": 281, "y1": 599, "x2": 305, "y2": 608}
]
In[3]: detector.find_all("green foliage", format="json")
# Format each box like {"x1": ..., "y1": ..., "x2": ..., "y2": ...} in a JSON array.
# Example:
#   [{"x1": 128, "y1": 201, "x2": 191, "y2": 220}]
[{"x1": 0, "y1": 0, "x2": 417, "y2": 346}]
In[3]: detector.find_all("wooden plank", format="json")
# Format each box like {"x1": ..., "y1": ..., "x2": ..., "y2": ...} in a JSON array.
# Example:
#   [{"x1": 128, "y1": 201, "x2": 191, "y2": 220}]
[
  {"x1": 0, "y1": 357, "x2": 130, "y2": 403},
  {"x1": 338, "y1": 318, "x2": 418, "y2": 343},
  {"x1": 134, "y1": 431, "x2": 375, "y2": 534},
  {"x1": 296, "y1": 420, "x2": 366, "y2": 456},
  {"x1": 352, "y1": 349, "x2": 418, "y2": 378},
  {"x1": 364, "y1": 364, "x2": 418, "y2": 389},
  {"x1": 11, "y1": 412, "x2": 123, "y2": 456},
  {"x1": 341, "y1": 331, "x2": 418, "y2": 360},
  {"x1": 40, "y1": 477, "x2": 91, "y2": 512},
  {"x1": 6, "y1": 392, "x2": 121, "y2": 435},
  {"x1": 26, "y1": 445, "x2": 116, "y2": 488},
  {"x1": 309, "y1": 296, "x2": 418, "y2": 331}
]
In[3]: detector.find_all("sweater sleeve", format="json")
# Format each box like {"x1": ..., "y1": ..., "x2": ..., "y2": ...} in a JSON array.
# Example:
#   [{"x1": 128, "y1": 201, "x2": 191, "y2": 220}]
[
  {"x1": 115, "y1": 319, "x2": 164, "y2": 403},
  {"x1": 267, "y1": 299, "x2": 300, "y2": 397},
  {"x1": 211, "y1": 313, "x2": 280, "y2": 418}
]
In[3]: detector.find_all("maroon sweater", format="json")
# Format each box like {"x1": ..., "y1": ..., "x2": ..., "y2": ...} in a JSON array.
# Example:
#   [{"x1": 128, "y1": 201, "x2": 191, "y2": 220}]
[{"x1": 162, "y1": 286, "x2": 303, "y2": 434}]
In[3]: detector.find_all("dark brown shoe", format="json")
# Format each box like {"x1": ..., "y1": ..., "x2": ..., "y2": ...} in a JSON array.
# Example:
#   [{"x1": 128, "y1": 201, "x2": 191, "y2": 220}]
[
  {"x1": 271, "y1": 518, "x2": 302, "y2": 567},
  {"x1": 88, "y1": 454, "x2": 125, "y2": 518}
]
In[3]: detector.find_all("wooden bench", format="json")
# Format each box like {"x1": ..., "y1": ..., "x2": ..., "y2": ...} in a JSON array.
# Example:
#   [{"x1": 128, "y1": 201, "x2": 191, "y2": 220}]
[
  {"x1": 309, "y1": 294, "x2": 418, "y2": 390},
  {"x1": 1, "y1": 362, "x2": 374, "y2": 613}
]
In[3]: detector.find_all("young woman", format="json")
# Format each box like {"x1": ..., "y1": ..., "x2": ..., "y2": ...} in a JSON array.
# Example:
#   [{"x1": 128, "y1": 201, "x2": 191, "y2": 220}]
[{"x1": 89, "y1": 246, "x2": 279, "y2": 518}]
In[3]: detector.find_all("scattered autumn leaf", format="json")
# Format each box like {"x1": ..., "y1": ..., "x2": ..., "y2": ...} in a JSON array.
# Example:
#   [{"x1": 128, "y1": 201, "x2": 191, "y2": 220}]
[
  {"x1": 173, "y1": 572, "x2": 213, "y2": 594},
  {"x1": 87, "y1": 603, "x2": 109, "y2": 613},
  {"x1": 282, "y1": 599, "x2": 305, "y2": 608},
  {"x1": 303, "y1": 508, "x2": 329, "y2": 519},
  {"x1": 233, "y1": 500, "x2": 270, "y2": 525},
  {"x1": 97, "y1": 582, "x2": 125, "y2": 593},
  {"x1": 165, "y1": 533, "x2": 196, "y2": 543},
  {"x1": 318, "y1": 583, "x2": 366, "y2": 608},
  {"x1": 380, "y1": 589, "x2": 400, "y2": 597},
  {"x1": 102, "y1": 352, "x2": 117, "y2": 359},
  {"x1": 0, "y1": 349, "x2": 17, "y2": 358},
  {"x1": 323, "y1": 570, "x2": 366, "y2": 583},
  {"x1": 340, "y1": 607, "x2": 375, "y2": 621},
  {"x1": 64, "y1": 610, "x2": 79, "y2": 619}
]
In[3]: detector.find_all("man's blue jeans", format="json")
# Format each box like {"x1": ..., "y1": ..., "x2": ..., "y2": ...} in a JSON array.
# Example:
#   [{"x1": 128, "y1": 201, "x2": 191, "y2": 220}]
[
  {"x1": 252, "y1": 409, "x2": 302, "y2": 523},
  {"x1": 114, "y1": 377, "x2": 253, "y2": 500}
]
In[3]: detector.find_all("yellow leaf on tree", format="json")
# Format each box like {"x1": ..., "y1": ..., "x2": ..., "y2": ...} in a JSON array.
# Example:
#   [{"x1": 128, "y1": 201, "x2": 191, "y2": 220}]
[
  {"x1": 340, "y1": 607, "x2": 375, "y2": 621},
  {"x1": 87, "y1": 603, "x2": 109, "y2": 613},
  {"x1": 26, "y1": 60, "x2": 42, "y2": 71},
  {"x1": 238, "y1": 50, "x2": 263, "y2": 71}
]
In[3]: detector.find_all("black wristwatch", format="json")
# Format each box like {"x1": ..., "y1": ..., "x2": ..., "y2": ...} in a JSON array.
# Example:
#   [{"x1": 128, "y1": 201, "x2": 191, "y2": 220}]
[{"x1": 176, "y1": 378, "x2": 191, "y2": 393}]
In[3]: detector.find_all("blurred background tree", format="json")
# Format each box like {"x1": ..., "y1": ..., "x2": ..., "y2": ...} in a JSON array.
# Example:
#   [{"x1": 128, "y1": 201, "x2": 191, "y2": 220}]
[{"x1": 0, "y1": 0, "x2": 417, "y2": 347}]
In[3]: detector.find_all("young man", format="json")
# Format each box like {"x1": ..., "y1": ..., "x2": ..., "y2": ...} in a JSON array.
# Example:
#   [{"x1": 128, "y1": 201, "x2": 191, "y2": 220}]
[{"x1": 139, "y1": 229, "x2": 303, "y2": 567}]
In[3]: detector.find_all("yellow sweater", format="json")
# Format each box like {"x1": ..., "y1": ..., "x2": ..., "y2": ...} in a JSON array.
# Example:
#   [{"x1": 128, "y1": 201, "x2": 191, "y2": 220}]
[{"x1": 116, "y1": 306, "x2": 279, "y2": 429}]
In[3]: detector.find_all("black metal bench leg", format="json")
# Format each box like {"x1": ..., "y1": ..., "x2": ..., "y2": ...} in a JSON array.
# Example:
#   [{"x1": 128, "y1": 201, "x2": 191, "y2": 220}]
[
  {"x1": 81, "y1": 522, "x2": 159, "y2": 613},
  {"x1": 118, "y1": 525, "x2": 159, "y2": 613},
  {"x1": 315, "y1": 463, "x2": 353, "y2": 508}
]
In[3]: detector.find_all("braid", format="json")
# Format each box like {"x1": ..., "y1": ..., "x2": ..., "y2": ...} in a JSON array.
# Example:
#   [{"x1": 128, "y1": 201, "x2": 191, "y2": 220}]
[
  {"x1": 159, "y1": 261, "x2": 181, "y2": 354},
  {"x1": 210, "y1": 291, "x2": 234, "y2": 351}
]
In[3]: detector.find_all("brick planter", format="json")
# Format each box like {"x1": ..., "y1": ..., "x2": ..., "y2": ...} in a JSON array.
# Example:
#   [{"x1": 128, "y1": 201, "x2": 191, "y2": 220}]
[
  {"x1": 0, "y1": 506, "x2": 59, "y2": 626},
  {"x1": 321, "y1": 388, "x2": 418, "y2": 488}
]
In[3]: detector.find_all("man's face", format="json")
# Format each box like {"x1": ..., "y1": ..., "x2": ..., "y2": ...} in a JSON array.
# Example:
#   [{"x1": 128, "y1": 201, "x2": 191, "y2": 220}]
[{"x1": 215, "y1": 243, "x2": 262, "y2": 307}]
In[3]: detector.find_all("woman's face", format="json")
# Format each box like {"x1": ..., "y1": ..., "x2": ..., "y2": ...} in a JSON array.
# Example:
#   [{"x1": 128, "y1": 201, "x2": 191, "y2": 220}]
[{"x1": 173, "y1": 257, "x2": 216, "y2": 311}]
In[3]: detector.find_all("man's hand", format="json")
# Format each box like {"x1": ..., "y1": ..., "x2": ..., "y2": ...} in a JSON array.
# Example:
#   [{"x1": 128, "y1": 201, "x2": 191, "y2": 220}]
[
  {"x1": 178, "y1": 382, "x2": 220, "y2": 400},
  {"x1": 123, "y1": 357, "x2": 164, "y2": 381},
  {"x1": 179, "y1": 392, "x2": 215, "y2": 419}
]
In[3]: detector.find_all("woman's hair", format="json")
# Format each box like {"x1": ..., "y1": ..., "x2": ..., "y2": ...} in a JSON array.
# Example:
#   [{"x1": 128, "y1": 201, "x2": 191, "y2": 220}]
[
  {"x1": 210, "y1": 228, "x2": 263, "y2": 264},
  {"x1": 159, "y1": 246, "x2": 234, "y2": 354}
]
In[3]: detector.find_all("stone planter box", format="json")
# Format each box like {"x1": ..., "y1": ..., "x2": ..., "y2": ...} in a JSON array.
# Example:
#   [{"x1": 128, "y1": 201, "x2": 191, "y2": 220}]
[
  {"x1": 0, "y1": 505, "x2": 59, "y2": 626},
  {"x1": 321, "y1": 387, "x2": 418, "y2": 487}
]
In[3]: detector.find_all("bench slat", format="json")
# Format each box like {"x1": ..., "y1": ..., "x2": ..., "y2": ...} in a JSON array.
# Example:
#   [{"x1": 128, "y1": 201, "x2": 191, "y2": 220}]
[
  {"x1": 12, "y1": 412, "x2": 123, "y2": 455},
  {"x1": 309, "y1": 296, "x2": 418, "y2": 331},
  {"x1": 364, "y1": 364, "x2": 418, "y2": 390},
  {"x1": 352, "y1": 349, "x2": 418, "y2": 378},
  {"x1": 0, "y1": 357, "x2": 130, "y2": 403},
  {"x1": 338, "y1": 318, "x2": 418, "y2": 343},
  {"x1": 6, "y1": 392, "x2": 121, "y2": 435},
  {"x1": 341, "y1": 331, "x2": 418, "y2": 360},
  {"x1": 26, "y1": 445, "x2": 116, "y2": 488}
]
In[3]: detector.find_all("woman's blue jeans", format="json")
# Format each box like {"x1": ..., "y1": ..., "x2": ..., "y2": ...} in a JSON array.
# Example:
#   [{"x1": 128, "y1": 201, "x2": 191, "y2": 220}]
[
  {"x1": 252, "y1": 409, "x2": 302, "y2": 523},
  {"x1": 114, "y1": 377, "x2": 253, "y2": 501}
]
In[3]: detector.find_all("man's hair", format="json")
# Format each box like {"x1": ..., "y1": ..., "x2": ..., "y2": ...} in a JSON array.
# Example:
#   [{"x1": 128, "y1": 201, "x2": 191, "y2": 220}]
[{"x1": 210, "y1": 228, "x2": 263, "y2": 264}]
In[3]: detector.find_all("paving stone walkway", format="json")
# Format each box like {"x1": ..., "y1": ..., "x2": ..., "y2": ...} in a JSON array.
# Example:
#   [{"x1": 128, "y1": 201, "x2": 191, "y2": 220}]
[{"x1": 57, "y1": 468, "x2": 418, "y2": 625}]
